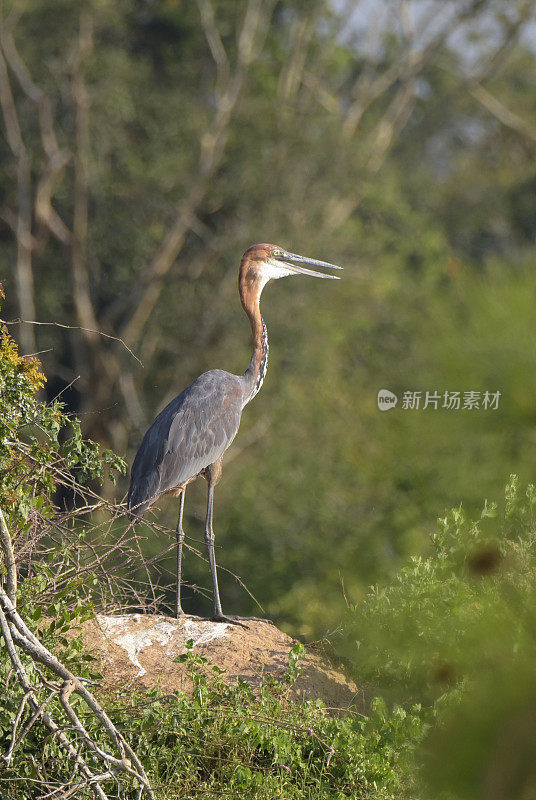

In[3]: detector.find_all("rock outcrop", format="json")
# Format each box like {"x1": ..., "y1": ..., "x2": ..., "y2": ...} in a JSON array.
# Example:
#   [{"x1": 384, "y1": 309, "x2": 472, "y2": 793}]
[{"x1": 76, "y1": 613, "x2": 365, "y2": 712}]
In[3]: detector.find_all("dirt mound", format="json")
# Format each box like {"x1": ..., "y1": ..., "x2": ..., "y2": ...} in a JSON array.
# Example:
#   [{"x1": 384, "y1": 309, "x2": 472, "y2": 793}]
[{"x1": 76, "y1": 614, "x2": 365, "y2": 712}]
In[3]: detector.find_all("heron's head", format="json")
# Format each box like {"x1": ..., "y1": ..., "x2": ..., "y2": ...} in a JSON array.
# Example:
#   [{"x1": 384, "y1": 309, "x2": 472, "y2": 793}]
[{"x1": 239, "y1": 243, "x2": 342, "y2": 304}]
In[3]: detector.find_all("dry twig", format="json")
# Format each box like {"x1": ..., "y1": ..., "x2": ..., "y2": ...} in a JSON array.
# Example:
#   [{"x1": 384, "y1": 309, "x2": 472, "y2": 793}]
[{"x1": 0, "y1": 506, "x2": 154, "y2": 799}]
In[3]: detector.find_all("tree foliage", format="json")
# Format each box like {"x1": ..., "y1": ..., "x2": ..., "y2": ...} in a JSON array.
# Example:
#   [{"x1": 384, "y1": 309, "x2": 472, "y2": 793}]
[
  {"x1": 340, "y1": 475, "x2": 536, "y2": 799},
  {"x1": 1, "y1": 0, "x2": 535, "y2": 634},
  {"x1": 0, "y1": 286, "x2": 124, "y2": 523}
]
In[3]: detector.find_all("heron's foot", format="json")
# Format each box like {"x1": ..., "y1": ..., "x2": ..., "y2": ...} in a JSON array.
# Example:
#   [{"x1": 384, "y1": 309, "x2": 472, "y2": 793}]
[{"x1": 211, "y1": 613, "x2": 249, "y2": 629}]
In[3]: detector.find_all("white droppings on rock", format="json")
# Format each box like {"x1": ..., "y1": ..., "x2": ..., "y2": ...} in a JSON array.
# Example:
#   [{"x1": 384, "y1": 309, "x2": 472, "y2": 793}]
[
  {"x1": 96, "y1": 614, "x2": 231, "y2": 677},
  {"x1": 98, "y1": 614, "x2": 176, "y2": 676},
  {"x1": 76, "y1": 614, "x2": 363, "y2": 711},
  {"x1": 181, "y1": 618, "x2": 231, "y2": 647}
]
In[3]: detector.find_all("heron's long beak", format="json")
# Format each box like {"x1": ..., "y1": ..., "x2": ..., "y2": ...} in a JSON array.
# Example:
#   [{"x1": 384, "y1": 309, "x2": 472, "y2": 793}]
[{"x1": 276, "y1": 250, "x2": 343, "y2": 279}]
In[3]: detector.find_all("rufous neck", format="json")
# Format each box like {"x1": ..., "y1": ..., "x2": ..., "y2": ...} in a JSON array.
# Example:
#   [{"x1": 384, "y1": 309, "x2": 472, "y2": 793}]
[{"x1": 239, "y1": 273, "x2": 269, "y2": 405}]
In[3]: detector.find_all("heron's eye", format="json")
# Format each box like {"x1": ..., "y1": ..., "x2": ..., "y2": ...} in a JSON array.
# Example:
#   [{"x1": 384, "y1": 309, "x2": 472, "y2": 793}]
[{"x1": 272, "y1": 249, "x2": 282, "y2": 257}]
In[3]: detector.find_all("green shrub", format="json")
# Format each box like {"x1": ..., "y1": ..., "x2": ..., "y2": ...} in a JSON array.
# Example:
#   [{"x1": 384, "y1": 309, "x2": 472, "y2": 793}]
[
  {"x1": 104, "y1": 643, "x2": 425, "y2": 800},
  {"x1": 340, "y1": 475, "x2": 536, "y2": 799},
  {"x1": 0, "y1": 292, "x2": 129, "y2": 795}
]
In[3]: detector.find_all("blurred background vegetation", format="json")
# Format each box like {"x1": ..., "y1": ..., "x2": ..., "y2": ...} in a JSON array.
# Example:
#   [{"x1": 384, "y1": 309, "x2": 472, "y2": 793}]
[{"x1": 1, "y1": 0, "x2": 536, "y2": 640}]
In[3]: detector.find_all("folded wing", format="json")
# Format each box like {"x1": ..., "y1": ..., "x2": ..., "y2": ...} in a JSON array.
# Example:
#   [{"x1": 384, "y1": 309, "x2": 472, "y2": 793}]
[{"x1": 127, "y1": 370, "x2": 244, "y2": 515}]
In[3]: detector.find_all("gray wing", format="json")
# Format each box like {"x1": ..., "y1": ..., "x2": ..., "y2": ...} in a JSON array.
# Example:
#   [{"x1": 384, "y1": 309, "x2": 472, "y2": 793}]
[{"x1": 128, "y1": 370, "x2": 244, "y2": 515}]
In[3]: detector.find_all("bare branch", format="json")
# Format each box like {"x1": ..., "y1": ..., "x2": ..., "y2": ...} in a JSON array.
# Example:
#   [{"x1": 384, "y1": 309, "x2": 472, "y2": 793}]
[
  {"x1": 0, "y1": 204, "x2": 39, "y2": 249},
  {"x1": 0, "y1": 43, "x2": 23, "y2": 154},
  {"x1": 277, "y1": 13, "x2": 315, "y2": 102},
  {"x1": 364, "y1": 79, "x2": 417, "y2": 172},
  {"x1": 340, "y1": 0, "x2": 488, "y2": 144},
  {"x1": 457, "y1": 0, "x2": 536, "y2": 143},
  {"x1": 196, "y1": 0, "x2": 230, "y2": 95},
  {"x1": 0, "y1": 585, "x2": 154, "y2": 797},
  {"x1": 302, "y1": 69, "x2": 340, "y2": 115},
  {"x1": 469, "y1": 0, "x2": 534, "y2": 84},
  {"x1": 0, "y1": 26, "x2": 72, "y2": 244},
  {"x1": 469, "y1": 83, "x2": 536, "y2": 142},
  {"x1": 6, "y1": 688, "x2": 57, "y2": 765},
  {"x1": 70, "y1": 12, "x2": 98, "y2": 340},
  {"x1": 0, "y1": 47, "x2": 35, "y2": 355},
  {"x1": 0, "y1": 316, "x2": 142, "y2": 366},
  {"x1": 35, "y1": 151, "x2": 72, "y2": 245},
  {"x1": 0, "y1": 601, "x2": 109, "y2": 799},
  {"x1": 0, "y1": 508, "x2": 17, "y2": 605},
  {"x1": 324, "y1": 0, "x2": 519, "y2": 231}
]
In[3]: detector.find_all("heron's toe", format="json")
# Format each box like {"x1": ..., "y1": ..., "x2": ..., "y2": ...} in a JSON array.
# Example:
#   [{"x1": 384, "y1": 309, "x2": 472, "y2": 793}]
[{"x1": 211, "y1": 613, "x2": 249, "y2": 629}]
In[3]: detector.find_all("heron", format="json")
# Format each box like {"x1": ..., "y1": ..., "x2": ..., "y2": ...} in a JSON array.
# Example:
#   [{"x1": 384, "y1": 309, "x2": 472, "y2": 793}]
[{"x1": 127, "y1": 243, "x2": 341, "y2": 623}]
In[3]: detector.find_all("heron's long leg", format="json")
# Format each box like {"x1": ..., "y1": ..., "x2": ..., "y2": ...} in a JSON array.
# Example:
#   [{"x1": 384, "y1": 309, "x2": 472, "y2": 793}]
[
  {"x1": 175, "y1": 488, "x2": 186, "y2": 618},
  {"x1": 204, "y1": 460, "x2": 247, "y2": 627},
  {"x1": 204, "y1": 478, "x2": 224, "y2": 619}
]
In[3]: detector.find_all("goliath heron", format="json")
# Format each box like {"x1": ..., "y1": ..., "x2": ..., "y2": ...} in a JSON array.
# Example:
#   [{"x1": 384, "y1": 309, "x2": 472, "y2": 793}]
[{"x1": 127, "y1": 243, "x2": 341, "y2": 622}]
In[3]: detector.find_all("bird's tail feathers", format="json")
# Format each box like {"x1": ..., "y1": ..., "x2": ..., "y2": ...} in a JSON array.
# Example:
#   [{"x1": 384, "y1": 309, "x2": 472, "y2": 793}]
[{"x1": 127, "y1": 483, "x2": 156, "y2": 519}]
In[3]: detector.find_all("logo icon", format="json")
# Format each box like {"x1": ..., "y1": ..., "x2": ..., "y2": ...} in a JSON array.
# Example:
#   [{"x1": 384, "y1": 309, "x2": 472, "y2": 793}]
[{"x1": 377, "y1": 389, "x2": 398, "y2": 411}]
